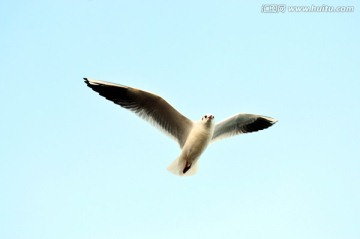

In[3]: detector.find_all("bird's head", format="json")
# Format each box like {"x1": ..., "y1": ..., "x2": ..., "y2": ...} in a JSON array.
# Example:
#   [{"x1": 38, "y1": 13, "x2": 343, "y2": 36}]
[{"x1": 201, "y1": 114, "x2": 215, "y2": 125}]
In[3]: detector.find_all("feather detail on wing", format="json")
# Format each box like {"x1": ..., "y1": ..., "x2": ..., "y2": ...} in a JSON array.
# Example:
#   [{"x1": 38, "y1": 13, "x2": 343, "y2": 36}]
[
  {"x1": 211, "y1": 113, "x2": 277, "y2": 142},
  {"x1": 84, "y1": 78, "x2": 193, "y2": 148}
]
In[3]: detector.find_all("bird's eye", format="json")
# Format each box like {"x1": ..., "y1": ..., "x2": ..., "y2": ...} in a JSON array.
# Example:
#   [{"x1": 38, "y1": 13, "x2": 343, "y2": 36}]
[{"x1": 205, "y1": 115, "x2": 207, "y2": 118}]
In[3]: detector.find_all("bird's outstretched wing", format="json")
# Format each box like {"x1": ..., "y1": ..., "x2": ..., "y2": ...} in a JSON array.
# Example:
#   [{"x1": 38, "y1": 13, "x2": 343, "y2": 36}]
[
  {"x1": 211, "y1": 113, "x2": 277, "y2": 142},
  {"x1": 84, "y1": 78, "x2": 193, "y2": 147}
]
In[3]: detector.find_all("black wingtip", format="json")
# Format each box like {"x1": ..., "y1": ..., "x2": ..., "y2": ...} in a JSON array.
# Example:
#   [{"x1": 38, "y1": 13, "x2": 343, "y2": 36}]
[
  {"x1": 83, "y1": 78, "x2": 91, "y2": 87},
  {"x1": 242, "y1": 117, "x2": 277, "y2": 133}
]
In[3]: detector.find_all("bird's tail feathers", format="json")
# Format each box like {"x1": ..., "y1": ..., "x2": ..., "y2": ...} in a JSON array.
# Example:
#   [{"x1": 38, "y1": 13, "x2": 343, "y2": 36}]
[{"x1": 167, "y1": 157, "x2": 198, "y2": 176}]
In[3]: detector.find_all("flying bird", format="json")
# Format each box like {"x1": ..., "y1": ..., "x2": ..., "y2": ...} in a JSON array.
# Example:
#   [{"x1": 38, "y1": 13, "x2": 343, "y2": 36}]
[{"x1": 84, "y1": 78, "x2": 277, "y2": 176}]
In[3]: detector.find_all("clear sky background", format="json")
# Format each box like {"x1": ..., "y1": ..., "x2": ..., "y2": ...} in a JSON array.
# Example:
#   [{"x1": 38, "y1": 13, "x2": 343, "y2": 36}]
[{"x1": 1, "y1": 1, "x2": 359, "y2": 239}]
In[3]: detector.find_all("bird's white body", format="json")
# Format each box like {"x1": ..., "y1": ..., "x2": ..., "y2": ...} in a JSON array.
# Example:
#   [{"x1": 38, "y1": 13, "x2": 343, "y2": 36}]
[{"x1": 167, "y1": 116, "x2": 215, "y2": 176}]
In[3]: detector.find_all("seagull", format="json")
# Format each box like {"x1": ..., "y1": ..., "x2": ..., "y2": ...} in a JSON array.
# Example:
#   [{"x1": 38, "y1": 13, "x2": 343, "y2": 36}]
[{"x1": 84, "y1": 78, "x2": 278, "y2": 176}]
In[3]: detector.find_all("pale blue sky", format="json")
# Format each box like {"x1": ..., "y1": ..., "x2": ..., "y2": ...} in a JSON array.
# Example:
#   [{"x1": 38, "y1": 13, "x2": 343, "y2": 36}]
[{"x1": 1, "y1": 1, "x2": 359, "y2": 239}]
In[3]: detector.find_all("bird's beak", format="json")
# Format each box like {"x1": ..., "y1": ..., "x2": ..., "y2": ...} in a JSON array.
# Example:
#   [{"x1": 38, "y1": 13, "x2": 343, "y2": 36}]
[{"x1": 209, "y1": 115, "x2": 214, "y2": 120}]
